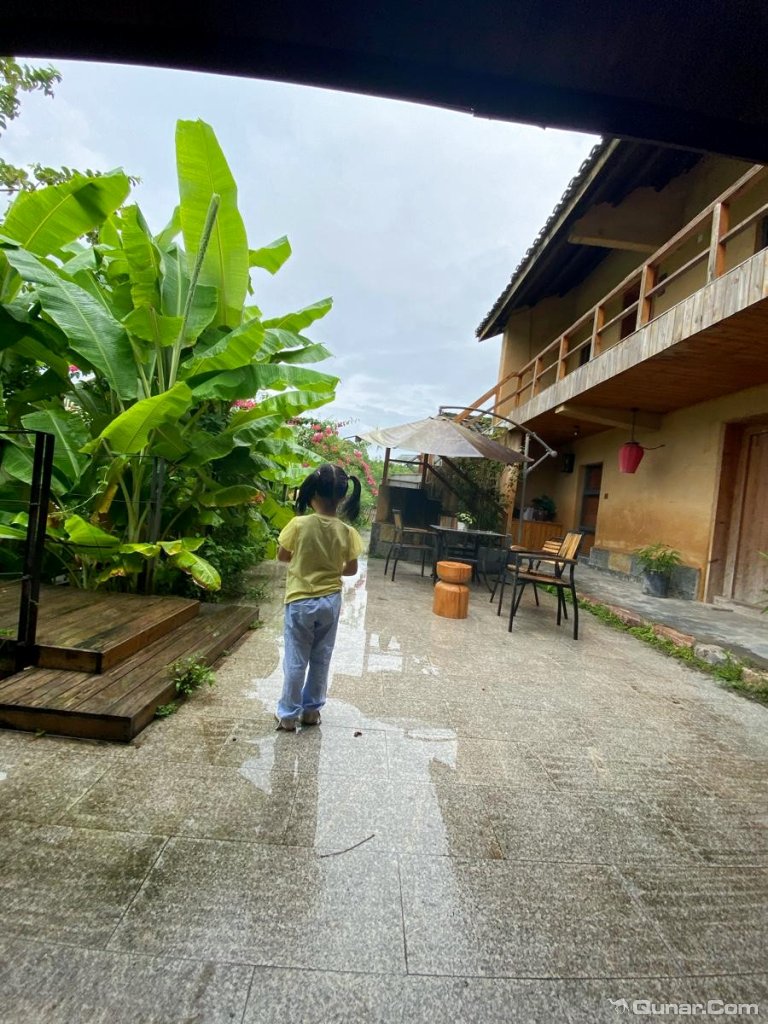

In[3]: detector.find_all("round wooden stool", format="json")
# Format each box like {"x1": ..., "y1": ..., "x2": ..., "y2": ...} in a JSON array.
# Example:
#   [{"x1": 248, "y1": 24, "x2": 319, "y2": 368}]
[{"x1": 433, "y1": 560, "x2": 472, "y2": 619}]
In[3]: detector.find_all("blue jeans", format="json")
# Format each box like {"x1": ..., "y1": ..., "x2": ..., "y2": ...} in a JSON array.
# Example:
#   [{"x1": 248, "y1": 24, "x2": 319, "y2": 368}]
[{"x1": 277, "y1": 592, "x2": 342, "y2": 720}]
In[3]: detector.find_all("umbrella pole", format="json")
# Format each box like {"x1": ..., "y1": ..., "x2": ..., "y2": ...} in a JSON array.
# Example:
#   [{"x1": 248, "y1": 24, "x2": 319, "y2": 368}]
[{"x1": 516, "y1": 434, "x2": 530, "y2": 544}]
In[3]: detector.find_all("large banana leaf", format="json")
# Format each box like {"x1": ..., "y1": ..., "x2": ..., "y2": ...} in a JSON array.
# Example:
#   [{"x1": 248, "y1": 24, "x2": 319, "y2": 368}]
[
  {"x1": 167, "y1": 548, "x2": 221, "y2": 591},
  {"x1": 189, "y1": 363, "x2": 337, "y2": 402},
  {"x1": 249, "y1": 236, "x2": 291, "y2": 275},
  {"x1": 4, "y1": 248, "x2": 138, "y2": 401},
  {"x1": 92, "y1": 382, "x2": 193, "y2": 454},
  {"x1": 21, "y1": 409, "x2": 90, "y2": 485},
  {"x1": 176, "y1": 120, "x2": 248, "y2": 329},
  {"x1": 64, "y1": 515, "x2": 121, "y2": 550},
  {"x1": 0, "y1": 438, "x2": 69, "y2": 496},
  {"x1": 259, "y1": 494, "x2": 294, "y2": 529},
  {"x1": 198, "y1": 485, "x2": 262, "y2": 507},
  {"x1": 59, "y1": 245, "x2": 98, "y2": 276},
  {"x1": 244, "y1": 389, "x2": 337, "y2": 426},
  {"x1": 120, "y1": 205, "x2": 162, "y2": 309},
  {"x1": 258, "y1": 326, "x2": 328, "y2": 360},
  {"x1": 262, "y1": 298, "x2": 332, "y2": 333},
  {"x1": 158, "y1": 537, "x2": 206, "y2": 555},
  {"x1": 156, "y1": 207, "x2": 181, "y2": 249},
  {"x1": 160, "y1": 245, "x2": 218, "y2": 342},
  {"x1": 275, "y1": 342, "x2": 332, "y2": 364},
  {"x1": 178, "y1": 317, "x2": 265, "y2": 378},
  {"x1": 0, "y1": 524, "x2": 27, "y2": 540},
  {"x1": 123, "y1": 308, "x2": 184, "y2": 347},
  {"x1": 173, "y1": 430, "x2": 237, "y2": 468},
  {"x1": 2, "y1": 172, "x2": 131, "y2": 257},
  {"x1": 147, "y1": 423, "x2": 189, "y2": 460}
]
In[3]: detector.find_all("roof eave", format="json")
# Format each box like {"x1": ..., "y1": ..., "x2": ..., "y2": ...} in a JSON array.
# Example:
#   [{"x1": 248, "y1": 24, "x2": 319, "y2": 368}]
[{"x1": 476, "y1": 137, "x2": 620, "y2": 341}]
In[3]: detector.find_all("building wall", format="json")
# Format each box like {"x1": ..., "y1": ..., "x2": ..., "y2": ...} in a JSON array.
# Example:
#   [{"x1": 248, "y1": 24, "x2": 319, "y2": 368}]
[
  {"x1": 497, "y1": 154, "x2": 759, "y2": 388},
  {"x1": 520, "y1": 383, "x2": 768, "y2": 598}
]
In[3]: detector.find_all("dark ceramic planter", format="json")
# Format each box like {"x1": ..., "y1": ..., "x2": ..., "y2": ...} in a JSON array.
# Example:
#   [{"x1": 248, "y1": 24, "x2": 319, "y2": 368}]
[{"x1": 642, "y1": 570, "x2": 670, "y2": 597}]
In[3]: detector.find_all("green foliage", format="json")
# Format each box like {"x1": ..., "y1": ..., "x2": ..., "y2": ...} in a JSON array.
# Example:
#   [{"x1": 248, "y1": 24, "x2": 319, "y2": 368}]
[
  {"x1": 443, "y1": 455, "x2": 506, "y2": 532},
  {"x1": 0, "y1": 58, "x2": 139, "y2": 197},
  {"x1": 0, "y1": 57, "x2": 61, "y2": 135},
  {"x1": 634, "y1": 543, "x2": 682, "y2": 576},
  {"x1": 577, "y1": 595, "x2": 766, "y2": 704},
  {"x1": 171, "y1": 655, "x2": 215, "y2": 696},
  {"x1": 531, "y1": 494, "x2": 557, "y2": 519},
  {"x1": 0, "y1": 119, "x2": 338, "y2": 594},
  {"x1": 293, "y1": 418, "x2": 381, "y2": 523},
  {"x1": 154, "y1": 701, "x2": 181, "y2": 718},
  {"x1": 189, "y1": 513, "x2": 271, "y2": 599}
]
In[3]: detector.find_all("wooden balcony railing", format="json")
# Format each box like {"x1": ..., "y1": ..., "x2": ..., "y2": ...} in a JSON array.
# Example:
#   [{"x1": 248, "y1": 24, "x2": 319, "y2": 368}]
[{"x1": 458, "y1": 163, "x2": 768, "y2": 422}]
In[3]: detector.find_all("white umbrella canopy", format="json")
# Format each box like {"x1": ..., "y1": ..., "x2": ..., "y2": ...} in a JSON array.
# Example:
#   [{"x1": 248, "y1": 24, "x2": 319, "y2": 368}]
[{"x1": 362, "y1": 416, "x2": 529, "y2": 465}]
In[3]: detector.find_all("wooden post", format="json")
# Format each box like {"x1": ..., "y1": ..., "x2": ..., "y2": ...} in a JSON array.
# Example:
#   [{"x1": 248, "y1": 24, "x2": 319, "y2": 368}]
[
  {"x1": 592, "y1": 307, "x2": 605, "y2": 357},
  {"x1": 420, "y1": 453, "x2": 429, "y2": 487},
  {"x1": 382, "y1": 447, "x2": 391, "y2": 484},
  {"x1": 515, "y1": 373, "x2": 523, "y2": 406},
  {"x1": 708, "y1": 202, "x2": 730, "y2": 281},
  {"x1": 637, "y1": 263, "x2": 657, "y2": 327},
  {"x1": 557, "y1": 334, "x2": 570, "y2": 379},
  {"x1": 533, "y1": 356, "x2": 544, "y2": 395}
]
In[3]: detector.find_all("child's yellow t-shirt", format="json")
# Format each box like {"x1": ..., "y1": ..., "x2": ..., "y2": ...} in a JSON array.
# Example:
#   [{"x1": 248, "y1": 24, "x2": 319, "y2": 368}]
[{"x1": 278, "y1": 513, "x2": 364, "y2": 604}]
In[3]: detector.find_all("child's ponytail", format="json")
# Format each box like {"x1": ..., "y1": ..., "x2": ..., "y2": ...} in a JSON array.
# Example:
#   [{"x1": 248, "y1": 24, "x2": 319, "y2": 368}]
[
  {"x1": 296, "y1": 469, "x2": 320, "y2": 514},
  {"x1": 340, "y1": 474, "x2": 362, "y2": 523}
]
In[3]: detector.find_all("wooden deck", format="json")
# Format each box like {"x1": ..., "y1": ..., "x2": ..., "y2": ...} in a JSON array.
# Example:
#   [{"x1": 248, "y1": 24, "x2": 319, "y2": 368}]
[
  {"x1": 0, "y1": 585, "x2": 256, "y2": 742},
  {"x1": 0, "y1": 584, "x2": 201, "y2": 673}
]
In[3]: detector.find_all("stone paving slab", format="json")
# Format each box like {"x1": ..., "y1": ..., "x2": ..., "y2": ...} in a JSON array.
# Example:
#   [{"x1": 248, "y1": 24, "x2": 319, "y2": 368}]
[{"x1": 0, "y1": 554, "x2": 766, "y2": 1021}]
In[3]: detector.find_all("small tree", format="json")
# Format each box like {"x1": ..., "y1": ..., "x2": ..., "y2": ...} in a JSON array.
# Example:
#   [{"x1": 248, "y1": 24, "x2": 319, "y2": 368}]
[
  {"x1": 0, "y1": 120, "x2": 337, "y2": 594},
  {"x1": 293, "y1": 418, "x2": 380, "y2": 522}
]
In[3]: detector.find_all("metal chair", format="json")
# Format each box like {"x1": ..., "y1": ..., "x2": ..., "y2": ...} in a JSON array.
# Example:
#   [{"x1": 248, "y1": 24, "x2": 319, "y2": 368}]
[
  {"x1": 506, "y1": 550, "x2": 580, "y2": 639},
  {"x1": 384, "y1": 509, "x2": 435, "y2": 581},
  {"x1": 492, "y1": 531, "x2": 583, "y2": 615}
]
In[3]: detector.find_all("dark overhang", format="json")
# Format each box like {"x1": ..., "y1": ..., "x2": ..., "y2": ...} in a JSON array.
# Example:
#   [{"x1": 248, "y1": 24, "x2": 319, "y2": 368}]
[{"x1": 6, "y1": 0, "x2": 768, "y2": 163}]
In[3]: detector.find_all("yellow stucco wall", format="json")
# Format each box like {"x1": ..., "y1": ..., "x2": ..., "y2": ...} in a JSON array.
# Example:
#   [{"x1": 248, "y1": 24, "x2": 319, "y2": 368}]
[{"x1": 521, "y1": 384, "x2": 768, "y2": 596}]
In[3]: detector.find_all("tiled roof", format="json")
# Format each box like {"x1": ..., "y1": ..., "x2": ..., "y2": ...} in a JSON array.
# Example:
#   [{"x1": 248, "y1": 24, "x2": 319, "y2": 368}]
[{"x1": 476, "y1": 138, "x2": 611, "y2": 339}]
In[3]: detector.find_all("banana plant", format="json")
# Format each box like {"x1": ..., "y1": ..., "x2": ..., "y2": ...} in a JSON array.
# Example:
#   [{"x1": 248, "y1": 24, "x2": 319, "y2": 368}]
[{"x1": 0, "y1": 120, "x2": 337, "y2": 593}]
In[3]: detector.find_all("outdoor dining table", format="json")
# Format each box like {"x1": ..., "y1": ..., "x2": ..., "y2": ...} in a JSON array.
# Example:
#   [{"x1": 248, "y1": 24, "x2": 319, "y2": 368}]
[{"x1": 429, "y1": 525, "x2": 508, "y2": 590}]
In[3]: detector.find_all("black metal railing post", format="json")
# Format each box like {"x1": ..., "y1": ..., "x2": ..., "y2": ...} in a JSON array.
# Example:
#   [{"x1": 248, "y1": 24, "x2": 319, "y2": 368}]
[{"x1": 14, "y1": 430, "x2": 54, "y2": 670}]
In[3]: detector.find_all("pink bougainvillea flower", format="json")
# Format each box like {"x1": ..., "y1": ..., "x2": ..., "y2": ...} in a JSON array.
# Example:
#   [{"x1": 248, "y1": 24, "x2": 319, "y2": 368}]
[{"x1": 312, "y1": 432, "x2": 324, "y2": 443}]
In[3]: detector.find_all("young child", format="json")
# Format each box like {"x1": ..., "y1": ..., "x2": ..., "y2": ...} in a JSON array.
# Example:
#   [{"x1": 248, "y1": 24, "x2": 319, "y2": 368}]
[{"x1": 275, "y1": 463, "x2": 365, "y2": 730}]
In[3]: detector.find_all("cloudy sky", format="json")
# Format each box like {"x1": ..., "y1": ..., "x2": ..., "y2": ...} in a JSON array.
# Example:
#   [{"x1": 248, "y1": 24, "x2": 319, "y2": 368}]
[{"x1": 4, "y1": 59, "x2": 597, "y2": 434}]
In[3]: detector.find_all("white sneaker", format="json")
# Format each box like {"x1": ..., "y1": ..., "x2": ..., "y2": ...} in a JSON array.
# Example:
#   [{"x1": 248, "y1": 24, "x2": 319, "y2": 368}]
[
  {"x1": 275, "y1": 715, "x2": 297, "y2": 731},
  {"x1": 301, "y1": 709, "x2": 322, "y2": 726}
]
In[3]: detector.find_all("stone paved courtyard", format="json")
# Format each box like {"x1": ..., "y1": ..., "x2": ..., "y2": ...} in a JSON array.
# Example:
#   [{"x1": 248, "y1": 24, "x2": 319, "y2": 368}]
[{"x1": 0, "y1": 554, "x2": 767, "y2": 1022}]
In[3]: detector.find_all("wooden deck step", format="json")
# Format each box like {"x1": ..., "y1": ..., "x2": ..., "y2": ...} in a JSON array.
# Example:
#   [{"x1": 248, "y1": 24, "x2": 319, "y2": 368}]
[
  {"x1": 0, "y1": 604, "x2": 257, "y2": 742},
  {"x1": 0, "y1": 584, "x2": 200, "y2": 673}
]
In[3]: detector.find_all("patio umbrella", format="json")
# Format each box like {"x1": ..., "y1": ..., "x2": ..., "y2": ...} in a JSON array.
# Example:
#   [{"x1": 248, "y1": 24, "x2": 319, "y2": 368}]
[{"x1": 362, "y1": 416, "x2": 528, "y2": 465}]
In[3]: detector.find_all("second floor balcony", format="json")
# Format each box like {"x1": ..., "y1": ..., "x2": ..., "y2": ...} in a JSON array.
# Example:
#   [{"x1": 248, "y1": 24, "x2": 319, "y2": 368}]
[{"x1": 464, "y1": 164, "x2": 768, "y2": 443}]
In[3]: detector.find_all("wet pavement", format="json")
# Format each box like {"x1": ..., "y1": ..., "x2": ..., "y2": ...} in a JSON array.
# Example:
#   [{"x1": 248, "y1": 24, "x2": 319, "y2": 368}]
[
  {"x1": 0, "y1": 555, "x2": 767, "y2": 1022},
  {"x1": 577, "y1": 563, "x2": 768, "y2": 667}
]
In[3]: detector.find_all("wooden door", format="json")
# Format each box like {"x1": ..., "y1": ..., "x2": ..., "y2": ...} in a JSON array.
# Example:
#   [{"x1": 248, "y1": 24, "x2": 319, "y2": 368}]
[
  {"x1": 579, "y1": 463, "x2": 602, "y2": 555},
  {"x1": 728, "y1": 426, "x2": 768, "y2": 607}
]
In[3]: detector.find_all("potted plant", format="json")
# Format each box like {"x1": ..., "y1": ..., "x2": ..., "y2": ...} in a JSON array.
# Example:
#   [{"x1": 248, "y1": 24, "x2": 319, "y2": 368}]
[
  {"x1": 531, "y1": 494, "x2": 557, "y2": 522},
  {"x1": 456, "y1": 511, "x2": 475, "y2": 532},
  {"x1": 634, "y1": 543, "x2": 682, "y2": 597}
]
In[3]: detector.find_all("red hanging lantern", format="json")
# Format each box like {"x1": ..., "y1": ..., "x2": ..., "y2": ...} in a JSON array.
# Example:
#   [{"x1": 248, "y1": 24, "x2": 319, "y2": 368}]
[{"x1": 618, "y1": 440, "x2": 645, "y2": 473}]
